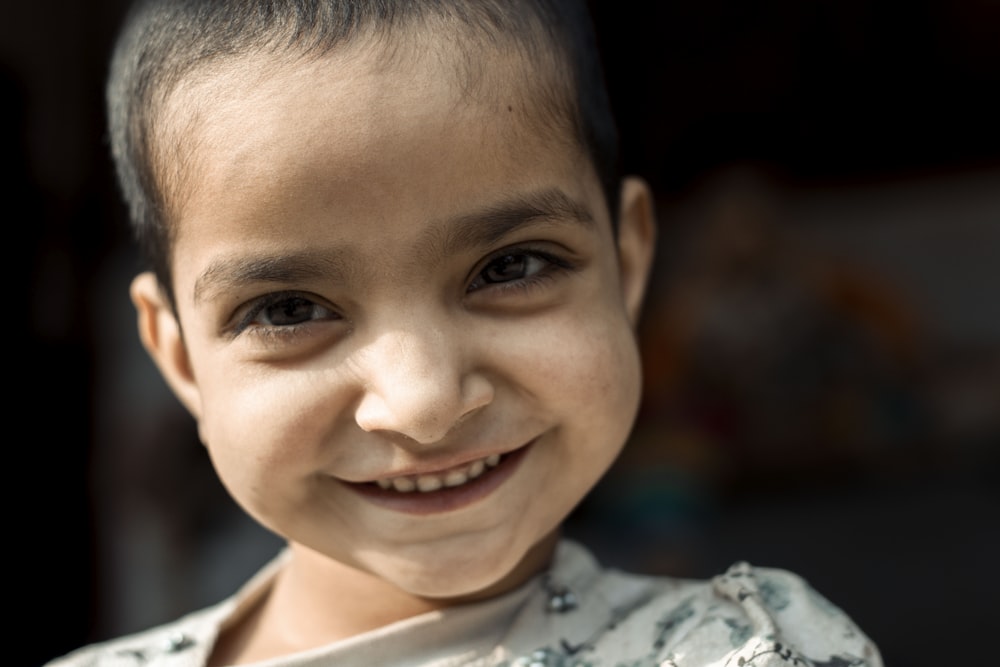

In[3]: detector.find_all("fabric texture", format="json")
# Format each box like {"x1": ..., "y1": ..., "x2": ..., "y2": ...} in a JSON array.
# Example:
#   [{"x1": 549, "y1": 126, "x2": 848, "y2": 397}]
[{"x1": 47, "y1": 540, "x2": 882, "y2": 667}]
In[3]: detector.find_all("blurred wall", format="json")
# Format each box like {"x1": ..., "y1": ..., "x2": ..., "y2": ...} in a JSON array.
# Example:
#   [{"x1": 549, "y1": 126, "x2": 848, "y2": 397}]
[{"x1": 5, "y1": 2, "x2": 997, "y2": 666}]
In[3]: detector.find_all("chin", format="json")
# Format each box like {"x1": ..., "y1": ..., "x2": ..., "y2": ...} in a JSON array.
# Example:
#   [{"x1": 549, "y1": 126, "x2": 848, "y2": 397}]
[
  {"x1": 375, "y1": 530, "x2": 559, "y2": 602},
  {"x1": 405, "y1": 572, "x2": 501, "y2": 601},
  {"x1": 374, "y1": 551, "x2": 516, "y2": 601}
]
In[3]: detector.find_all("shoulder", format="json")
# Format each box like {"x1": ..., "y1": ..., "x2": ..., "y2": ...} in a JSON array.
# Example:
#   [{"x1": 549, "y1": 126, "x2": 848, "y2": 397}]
[
  {"x1": 611, "y1": 561, "x2": 883, "y2": 667},
  {"x1": 43, "y1": 604, "x2": 222, "y2": 667},
  {"x1": 502, "y1": 546, "x2": 882, "y2": 667},
  {"x1": 45, "y1": 548, "x2": 288, "y2": 667},
  {"x1": 693, "y1": 561, "x2": 883, "y2": 666}
]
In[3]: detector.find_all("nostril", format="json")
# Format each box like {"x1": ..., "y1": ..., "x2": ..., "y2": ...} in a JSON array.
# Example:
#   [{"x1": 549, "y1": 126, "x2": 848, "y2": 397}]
[
  {"x1": 352, "y1": 336, "x2": 494, "y2": 443},
  {"x1": 354, "y1": 391, "x2": 463, "y2": 444}
]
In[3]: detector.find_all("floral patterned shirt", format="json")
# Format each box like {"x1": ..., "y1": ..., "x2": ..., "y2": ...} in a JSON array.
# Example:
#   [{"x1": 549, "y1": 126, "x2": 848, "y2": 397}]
[{"x1": 47, "y1": 540, "x2": 882, "y2": 667}]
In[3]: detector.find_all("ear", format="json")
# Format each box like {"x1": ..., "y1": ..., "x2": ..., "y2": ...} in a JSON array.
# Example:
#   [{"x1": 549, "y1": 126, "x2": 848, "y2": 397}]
[
  {"x1": 130, "y1": 272, "x2": 203, "y2": 420},
  {"x1": 615, "y1": 176, "x2": 657, "y2": 326}
]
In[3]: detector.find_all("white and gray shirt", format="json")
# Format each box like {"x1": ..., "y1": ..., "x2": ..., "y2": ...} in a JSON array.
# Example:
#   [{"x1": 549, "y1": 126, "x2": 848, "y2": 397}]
[{"x1": 47, "y1": 540, "x2": 882, "y2": 667}]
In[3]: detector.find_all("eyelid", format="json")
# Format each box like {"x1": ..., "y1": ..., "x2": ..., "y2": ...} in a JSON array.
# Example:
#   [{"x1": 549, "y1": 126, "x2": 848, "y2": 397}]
[
  {"x1": 474, "y1": 241, "x2": 573, "y2": 273},
  {"x1": 466, "y1": 244, "x2": 575, "y2": 294},
  {"x1": 226, "y1": 290, "x2": 339, "y2": 337}
]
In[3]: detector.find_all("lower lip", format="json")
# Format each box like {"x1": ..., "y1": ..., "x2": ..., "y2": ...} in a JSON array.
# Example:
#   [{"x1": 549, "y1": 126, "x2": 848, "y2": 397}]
[{"x1": 344, "y1": 443, "x2": 531, "y2": 515}]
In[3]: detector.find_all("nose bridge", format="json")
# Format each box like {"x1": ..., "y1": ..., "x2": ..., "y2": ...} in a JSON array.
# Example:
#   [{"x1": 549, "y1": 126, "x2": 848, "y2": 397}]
[
  {"x1": 354, "y1": 314, "x2": 490, "y2": 444},
  {"x1": 381, "y1": 323, "x2": 450, "y2": 387}
]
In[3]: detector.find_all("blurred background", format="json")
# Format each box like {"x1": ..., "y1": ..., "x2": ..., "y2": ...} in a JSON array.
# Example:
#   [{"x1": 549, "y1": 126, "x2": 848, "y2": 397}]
[{"x1": 5, "y1": 1, "x2": 997, "y2": 666}]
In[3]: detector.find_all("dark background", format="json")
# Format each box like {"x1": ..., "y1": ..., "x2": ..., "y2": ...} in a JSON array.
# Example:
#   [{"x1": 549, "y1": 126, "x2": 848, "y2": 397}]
[{"x1": 4, "y1": 2, "x2": 997, "y2": 666}]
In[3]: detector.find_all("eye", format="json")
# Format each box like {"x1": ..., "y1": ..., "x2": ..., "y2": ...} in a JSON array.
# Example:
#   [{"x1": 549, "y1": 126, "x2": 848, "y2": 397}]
[
  {"x1": 468, "y1": 250, "x2": 564, "y2": 293},
  {"x1": 257, "y1": 296, "x2": 329, "y2": 326},
  {"x1": 231, "y1": 292, "x2": 339, "y2": 336}
]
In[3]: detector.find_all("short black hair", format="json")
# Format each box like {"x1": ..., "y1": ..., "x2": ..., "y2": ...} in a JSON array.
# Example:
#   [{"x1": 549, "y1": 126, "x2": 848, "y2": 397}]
[{"x1": 107, "y1": 0, "x2": 620, "y2": 304}]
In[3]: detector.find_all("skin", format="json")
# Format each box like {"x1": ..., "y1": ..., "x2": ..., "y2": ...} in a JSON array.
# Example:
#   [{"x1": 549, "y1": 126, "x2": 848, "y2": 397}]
[{"x1": 132, "y1": 35, "x2": 656, "y2": 664}]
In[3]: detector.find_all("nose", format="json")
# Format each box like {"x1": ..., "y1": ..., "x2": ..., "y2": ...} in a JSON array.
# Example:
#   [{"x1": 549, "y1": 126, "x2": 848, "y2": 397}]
[{"x1": 353, "y1": 325, "x2": 493, "y2": 444}]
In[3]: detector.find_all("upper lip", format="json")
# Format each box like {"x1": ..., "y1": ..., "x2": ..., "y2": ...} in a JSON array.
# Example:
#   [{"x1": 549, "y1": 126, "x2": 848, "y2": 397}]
[{"x1": 347, "y1": 439, "x2": 534, "y2": 484}]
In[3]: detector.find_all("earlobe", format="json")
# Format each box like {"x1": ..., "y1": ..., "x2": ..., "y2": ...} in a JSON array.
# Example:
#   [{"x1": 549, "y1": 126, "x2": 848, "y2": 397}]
[
  {"x1": 130, "y1": 272, "x2": 203, "y2": 419},
  {"x1": 615, "y1": 176, "x2": 658, "y2": 326}
]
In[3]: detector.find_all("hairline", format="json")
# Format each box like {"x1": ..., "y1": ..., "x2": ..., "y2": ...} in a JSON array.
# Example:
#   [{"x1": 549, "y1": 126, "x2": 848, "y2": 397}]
[{"x1": 107, "y1": 1, "x2": 620, "y2": 308}]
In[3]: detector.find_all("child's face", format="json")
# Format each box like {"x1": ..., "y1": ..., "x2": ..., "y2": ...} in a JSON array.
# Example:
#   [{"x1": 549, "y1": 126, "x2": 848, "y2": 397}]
[{"x1": 133, "y1": 41, "x2": 655, "y2": 600}]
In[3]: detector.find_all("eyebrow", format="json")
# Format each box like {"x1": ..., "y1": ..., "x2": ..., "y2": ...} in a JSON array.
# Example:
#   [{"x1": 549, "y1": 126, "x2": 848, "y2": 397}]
[
  {"x1": 437, "y1": 188, "x2": 596, "y2": 256},
  {"x1": 193, "y1": 250, "x2": 356, "y2": 305},
  {"x1": 192, "y1": 188, "x2": 595, "y2": 304}
]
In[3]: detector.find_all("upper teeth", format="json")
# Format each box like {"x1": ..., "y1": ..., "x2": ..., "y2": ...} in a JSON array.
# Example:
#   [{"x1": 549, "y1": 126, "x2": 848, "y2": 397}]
[{"x1": 375, "y1": 454, "x2": 501, "y2": 493}]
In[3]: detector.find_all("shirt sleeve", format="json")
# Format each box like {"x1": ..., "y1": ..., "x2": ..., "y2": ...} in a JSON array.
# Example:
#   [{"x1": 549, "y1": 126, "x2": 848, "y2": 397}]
[{"x1": 702, "y1": 560, "x2": 883, "y2": 667}]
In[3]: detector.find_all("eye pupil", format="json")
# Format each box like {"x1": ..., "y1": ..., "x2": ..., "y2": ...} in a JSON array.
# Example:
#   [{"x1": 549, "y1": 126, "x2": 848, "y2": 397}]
[
  {"x1": 265, "y1": 297, "x2": 314, "y2": 325},
  {"x1": 484, "y1": 254, "x2": 527, "y2": 283}
]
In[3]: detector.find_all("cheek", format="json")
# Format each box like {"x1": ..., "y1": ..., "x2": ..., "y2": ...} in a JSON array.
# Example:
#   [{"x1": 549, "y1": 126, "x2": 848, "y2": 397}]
[
  {"x1": 195, "y1": 368, "x2": 352, "y2": 535},
  {"x1": 196, "y1": 364, "x2": 346, "y2": 482},
  {"x1": 503, "y1": 301, "x2": 642, "y2": 439},
  {"x1": 568, "y1": 327, "x2": 641, "y2": 444}
]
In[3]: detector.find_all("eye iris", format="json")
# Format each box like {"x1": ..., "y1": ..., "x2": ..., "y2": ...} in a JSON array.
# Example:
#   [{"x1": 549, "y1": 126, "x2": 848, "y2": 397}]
[
  {"x1": 485, "y1": 254, "x2": 527, "y2": 283},
  {"x1": 264, "y1": 298, "x2": 314, "y2": 326}
]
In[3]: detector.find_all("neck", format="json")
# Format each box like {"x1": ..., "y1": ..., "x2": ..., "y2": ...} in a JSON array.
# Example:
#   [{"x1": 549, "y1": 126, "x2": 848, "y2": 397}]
[{"x1": 209, "y1": 533, "x2": 560, "y2": 665}]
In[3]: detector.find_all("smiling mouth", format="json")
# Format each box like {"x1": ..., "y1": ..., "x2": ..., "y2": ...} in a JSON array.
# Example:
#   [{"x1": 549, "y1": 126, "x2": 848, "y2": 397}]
[
  {"x1": 372, "y1": 453, "x2": 503, "y2": 493},
  {"x1": 348, "y1": 444, "x2": 530, "y2": 514}
]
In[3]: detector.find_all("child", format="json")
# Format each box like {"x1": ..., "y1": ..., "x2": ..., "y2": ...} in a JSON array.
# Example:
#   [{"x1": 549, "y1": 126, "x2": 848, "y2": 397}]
[{"x1": 50, "y1": 1, "x2": 882, "y2": 665}]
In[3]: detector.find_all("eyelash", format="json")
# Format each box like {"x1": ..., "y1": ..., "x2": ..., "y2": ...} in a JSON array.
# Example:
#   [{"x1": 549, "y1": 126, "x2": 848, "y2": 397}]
[
  {"x1": 467, "y1": 247, "x2": 573, "y2": 295},
  {"x1": 229, "y1": 291, "x2": 339, "y2": 339},
  {"x1": 227, "y1": 248, "x2": 573, "y2": 340}
]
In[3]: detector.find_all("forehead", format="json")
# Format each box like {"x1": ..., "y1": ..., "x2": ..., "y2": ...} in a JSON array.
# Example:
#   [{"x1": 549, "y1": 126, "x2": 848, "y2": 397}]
[
  {"x1": 158, "y1": 36, "x2": 604, "y2": 296},
  {"x1": 158, "y1": 33, "x2": 576, "y2": 218}
]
